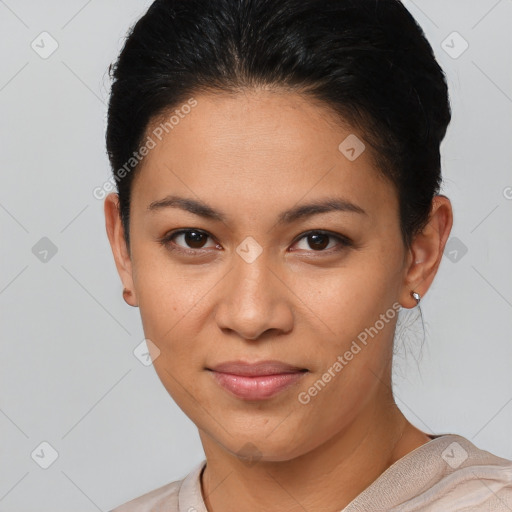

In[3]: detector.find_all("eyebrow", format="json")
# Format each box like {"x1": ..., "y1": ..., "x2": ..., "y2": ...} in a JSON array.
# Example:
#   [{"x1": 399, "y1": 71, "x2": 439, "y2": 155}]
[{"x1": 147, "y1": 194, "x2": 367, "y2": 224}]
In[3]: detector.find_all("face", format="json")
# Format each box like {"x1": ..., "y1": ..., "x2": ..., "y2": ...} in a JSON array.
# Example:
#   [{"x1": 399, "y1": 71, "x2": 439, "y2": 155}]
[{"x1": 109, "y1": 89, "x2": 418, "y2": 462}]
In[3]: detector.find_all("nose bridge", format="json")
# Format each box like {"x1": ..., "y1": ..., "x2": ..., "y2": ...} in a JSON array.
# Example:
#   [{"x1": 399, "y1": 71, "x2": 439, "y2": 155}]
[
  {"x1": 214, "y1": 240, "x2": 293, "y2": 339},
  {"x1": 230, "y1": 241, "x2": 277, "y2": 306}
]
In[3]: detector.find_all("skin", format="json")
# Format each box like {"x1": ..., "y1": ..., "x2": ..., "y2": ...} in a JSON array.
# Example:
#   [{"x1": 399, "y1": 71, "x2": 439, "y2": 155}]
[{"x1": 105, "y1": 89, "x2": 453, "y2": 512}]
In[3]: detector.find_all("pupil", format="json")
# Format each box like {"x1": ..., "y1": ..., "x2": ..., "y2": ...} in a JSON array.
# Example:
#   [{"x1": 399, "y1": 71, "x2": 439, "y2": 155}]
[
  {"x1": 309, "y1": 233, "x2": 328, "y2": 250},
  {"x1": 185, "y1": 231, "x2": 206, "y2": 248}
]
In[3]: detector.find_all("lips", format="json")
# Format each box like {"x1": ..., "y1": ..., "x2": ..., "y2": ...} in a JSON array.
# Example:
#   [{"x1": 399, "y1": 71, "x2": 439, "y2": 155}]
[
  {"x1": 207, "y1": 360, "x2": 308, "y2": 400},
  {"x1": 209, "y1": 360, "x2": 307, "y2": 376}
]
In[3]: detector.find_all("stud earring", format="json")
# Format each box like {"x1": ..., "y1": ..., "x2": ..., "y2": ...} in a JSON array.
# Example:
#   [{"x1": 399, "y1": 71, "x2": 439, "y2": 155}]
[{"x1": 411, "y1": 291, "x2": 421, "y2": 305}]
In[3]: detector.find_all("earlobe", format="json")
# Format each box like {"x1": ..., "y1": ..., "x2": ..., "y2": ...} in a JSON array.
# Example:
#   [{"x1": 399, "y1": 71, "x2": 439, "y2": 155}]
[
  {"x1": 122, "y1": 287, "x2": 138, "y2": 307},
  {"x1": 104, "y1": 192, "x2": 139, "y2": 307},
  {"x1": 400, "y1": 195, "x2": 453, "y2": 308}
]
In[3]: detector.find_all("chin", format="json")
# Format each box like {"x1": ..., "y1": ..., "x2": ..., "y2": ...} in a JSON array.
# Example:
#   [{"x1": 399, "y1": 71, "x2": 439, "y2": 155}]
[{"x1": 215, "y1": 428, "x2": 313, "y2": 464}]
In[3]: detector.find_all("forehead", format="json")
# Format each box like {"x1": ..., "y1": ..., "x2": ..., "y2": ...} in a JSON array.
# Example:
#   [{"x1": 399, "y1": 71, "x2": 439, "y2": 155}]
[{"x1": 131, "y1": 89, "x2": 397, "y2": 224}]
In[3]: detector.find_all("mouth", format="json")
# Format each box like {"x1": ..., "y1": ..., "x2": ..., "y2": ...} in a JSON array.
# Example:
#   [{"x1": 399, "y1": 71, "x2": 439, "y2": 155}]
[{"x1": 206, "y1": 360, "x2": 309, "y2": 401}]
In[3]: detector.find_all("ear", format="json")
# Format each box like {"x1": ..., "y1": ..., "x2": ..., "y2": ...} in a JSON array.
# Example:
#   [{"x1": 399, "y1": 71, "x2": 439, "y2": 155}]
[
  {"x1": 400, "y1": 195, "x2": 453, "y2": 309},
  {"x1": 104, "y1": 192, "x2": 138, "y2": 307}
]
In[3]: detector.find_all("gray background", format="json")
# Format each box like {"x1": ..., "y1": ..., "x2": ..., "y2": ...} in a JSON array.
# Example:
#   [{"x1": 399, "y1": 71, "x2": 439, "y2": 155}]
[{"x1": 1, "y1": 0, "x2": 511, "y2": 510}]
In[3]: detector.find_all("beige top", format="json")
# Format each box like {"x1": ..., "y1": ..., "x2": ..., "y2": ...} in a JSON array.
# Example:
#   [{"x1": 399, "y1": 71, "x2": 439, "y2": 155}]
[{"x1": 110, "y1": 434, "x2": 512, "y2": 511}]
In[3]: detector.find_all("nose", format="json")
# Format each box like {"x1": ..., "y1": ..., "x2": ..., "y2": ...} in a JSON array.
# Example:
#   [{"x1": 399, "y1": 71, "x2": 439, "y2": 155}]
[{"x1": 214, "y1": 251, "x2": 294, "y2": 341}]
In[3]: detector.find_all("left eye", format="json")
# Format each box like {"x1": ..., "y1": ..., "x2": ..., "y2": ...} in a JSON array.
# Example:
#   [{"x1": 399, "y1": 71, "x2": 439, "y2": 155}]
[{"x1": 292, "y1": 231, "x2": 350, "y2": 252}]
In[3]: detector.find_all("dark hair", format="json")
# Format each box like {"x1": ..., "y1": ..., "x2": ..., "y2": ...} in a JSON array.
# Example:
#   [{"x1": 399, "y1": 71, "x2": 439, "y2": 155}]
[{"x1": 106, "y1": 0, "x2": 451, "y2": 250}]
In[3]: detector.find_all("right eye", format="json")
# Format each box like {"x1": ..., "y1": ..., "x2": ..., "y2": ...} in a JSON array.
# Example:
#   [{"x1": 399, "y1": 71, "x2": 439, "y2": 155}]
[{"x1": 159, "y1": 228, "x2": 221, "y2": 254}]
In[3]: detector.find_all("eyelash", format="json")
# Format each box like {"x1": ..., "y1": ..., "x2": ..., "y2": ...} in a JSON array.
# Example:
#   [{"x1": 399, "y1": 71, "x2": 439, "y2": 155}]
[{"x1": 158, "y1": 229, "x2": 353, "y2": 256}]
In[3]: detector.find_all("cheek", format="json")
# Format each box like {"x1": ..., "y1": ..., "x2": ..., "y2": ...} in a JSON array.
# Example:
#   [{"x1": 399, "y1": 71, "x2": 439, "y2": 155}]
[
  {"x1": 131, "y1": 275, "x2": 205, "y2": 396},
  {"x1": 138, "y1": 283, "x2": 209, "y2": 417},
  {"x1": 131, "y1": 243, "x2": 213, "y2": 336},
  {"x1": 288, "y1": 253, "x2": 402, "y2": 348}
]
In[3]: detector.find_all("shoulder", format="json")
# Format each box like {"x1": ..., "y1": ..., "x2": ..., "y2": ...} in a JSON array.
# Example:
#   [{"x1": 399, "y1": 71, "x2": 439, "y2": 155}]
[
  {"x1": 109, "y1": 460, "x2": 206, "y2": 512},
  {"x1": 345, "y1": 434, "x2": 512, "y2": 511},
  {"x1": 395, "y1": 434, "x2": 512, "y2": 511}
]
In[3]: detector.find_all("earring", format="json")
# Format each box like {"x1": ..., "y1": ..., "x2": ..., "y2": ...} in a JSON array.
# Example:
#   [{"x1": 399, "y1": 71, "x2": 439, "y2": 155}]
[{"x1": 411, "y1": 291, "x2": 421, "y2": 305}]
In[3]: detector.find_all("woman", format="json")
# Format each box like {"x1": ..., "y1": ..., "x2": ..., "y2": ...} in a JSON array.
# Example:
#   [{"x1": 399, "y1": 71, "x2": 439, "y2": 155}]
[{"x1": 104, "y1": 0, "x2": 512, "y2": 510}]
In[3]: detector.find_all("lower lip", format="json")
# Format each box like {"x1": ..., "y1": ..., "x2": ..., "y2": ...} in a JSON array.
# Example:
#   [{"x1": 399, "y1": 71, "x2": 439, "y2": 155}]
[{"x1": 209, "y1": 371, "x2": 306, "y2": 400}]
